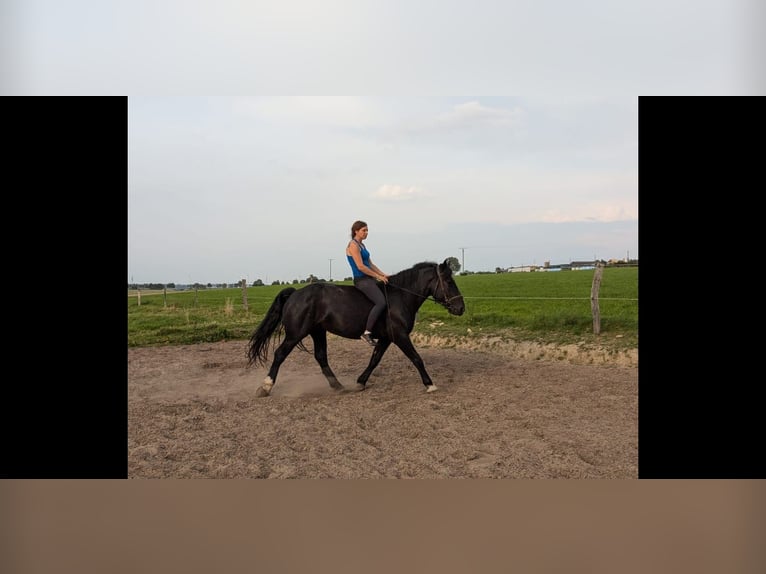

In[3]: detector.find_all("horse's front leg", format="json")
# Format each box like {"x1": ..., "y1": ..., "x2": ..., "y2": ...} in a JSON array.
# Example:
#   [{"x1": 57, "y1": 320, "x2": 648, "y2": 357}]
[
  {"x1": 355, "y1": 338, "x2": 391, "y2": 391},
  {"x1": 393, "y1": 335, "x2": 437, "y2": 392}
]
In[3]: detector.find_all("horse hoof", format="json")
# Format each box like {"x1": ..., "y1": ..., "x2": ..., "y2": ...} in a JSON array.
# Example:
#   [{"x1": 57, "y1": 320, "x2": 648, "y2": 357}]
[
  {"x1": 331, "y1": 384, "x2": 345, "y2": 392},
  {"x1": 353, "y1": 383, "x2": 367, "y2": 392},
  {"x1": 426, "y1": 385, "x2": 438, "y2": 393},
  {"x1": 255, "y1": 387, "x2": 271, "y2": 398}
]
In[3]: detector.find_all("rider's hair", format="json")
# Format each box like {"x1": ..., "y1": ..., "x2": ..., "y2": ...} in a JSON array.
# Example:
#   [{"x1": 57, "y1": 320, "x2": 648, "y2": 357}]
[{"x1": 350, "y1": 220, "x2": 368, "y2": 239}]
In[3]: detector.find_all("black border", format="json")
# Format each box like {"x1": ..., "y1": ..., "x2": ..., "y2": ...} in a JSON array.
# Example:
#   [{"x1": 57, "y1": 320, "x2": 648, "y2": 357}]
[
  {"x1": 5, "y1": 97, "x2": 760, "y2": 478},
  {"x1": 1, "y1": 97, "x2": 128, "y2": 478},
  {"x1": 637, "y1": 96, "x2": 763, "y2": 478}
]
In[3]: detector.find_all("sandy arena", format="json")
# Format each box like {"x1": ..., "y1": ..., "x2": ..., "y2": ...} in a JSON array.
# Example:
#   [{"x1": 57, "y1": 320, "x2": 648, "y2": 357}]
[{"x1": 128, "y1": 335, "x2": 637, "y2": 478}]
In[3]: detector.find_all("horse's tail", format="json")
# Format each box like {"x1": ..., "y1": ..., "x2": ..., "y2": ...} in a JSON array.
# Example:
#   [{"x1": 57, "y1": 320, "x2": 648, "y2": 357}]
[{"x1": 247, "y1": 287, "x2": 297, "y2": 367}]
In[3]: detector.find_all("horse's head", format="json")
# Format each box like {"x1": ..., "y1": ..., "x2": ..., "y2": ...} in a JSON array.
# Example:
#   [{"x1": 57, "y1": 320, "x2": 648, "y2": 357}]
[{"x1": 432, "y1": 259, "x2": 465, "y2": 316}]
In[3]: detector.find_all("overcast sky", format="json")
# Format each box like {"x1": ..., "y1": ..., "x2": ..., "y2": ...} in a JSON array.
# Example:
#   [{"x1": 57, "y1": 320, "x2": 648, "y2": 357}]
[
  {"x1": 128, "y1": 97, "x2": 637, "y2": 284},
  {"x1": 21, "y1": 1, "x2": 749, "y2": 283},
  {"x1": 4, "y1": 1, "x2": 761, "y2": 95}
]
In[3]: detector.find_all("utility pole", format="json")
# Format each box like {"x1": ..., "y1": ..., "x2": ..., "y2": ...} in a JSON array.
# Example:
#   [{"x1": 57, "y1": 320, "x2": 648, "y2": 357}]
[
  {"x1": 329, "y1": 258, "x2": 334, "y2": 281},
  {"x1": 459, "y1": 247, "x2": 466, "y2": 273}
]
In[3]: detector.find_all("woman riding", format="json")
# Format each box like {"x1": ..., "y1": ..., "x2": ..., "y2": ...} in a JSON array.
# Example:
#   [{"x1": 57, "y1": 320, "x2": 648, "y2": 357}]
[{"x1": 346, "y1": 220, "x2": 389, "y2": 346}]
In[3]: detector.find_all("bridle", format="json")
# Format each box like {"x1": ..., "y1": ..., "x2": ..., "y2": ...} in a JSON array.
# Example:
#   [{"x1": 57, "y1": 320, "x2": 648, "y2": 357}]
[
  {"x1": 386, "y1": 264, "x2": 463, "y2": 313},
  {"x1": 433, "y1": 266, "x2": 464, "y2": 312}
]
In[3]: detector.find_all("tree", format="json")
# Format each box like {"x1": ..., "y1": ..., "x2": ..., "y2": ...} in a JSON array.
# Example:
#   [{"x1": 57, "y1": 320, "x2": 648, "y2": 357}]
[
  {"x1": 445, "y1": 256, "x2": 461, "y2": 273},
  {"x1": 252, "y1": 279, "x2": 264, "y2": 287}
]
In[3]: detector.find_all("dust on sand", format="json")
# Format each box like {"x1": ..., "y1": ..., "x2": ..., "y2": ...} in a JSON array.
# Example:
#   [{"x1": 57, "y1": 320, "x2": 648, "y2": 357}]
[{"x1": 128, "y1": 335, "x2": 637, "y2": 478}]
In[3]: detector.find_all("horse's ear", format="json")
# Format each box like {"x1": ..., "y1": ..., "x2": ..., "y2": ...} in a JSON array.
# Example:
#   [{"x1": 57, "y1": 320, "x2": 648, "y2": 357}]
[{"x1": 440, "y1": 259, "x2": 452, "y2": 276}]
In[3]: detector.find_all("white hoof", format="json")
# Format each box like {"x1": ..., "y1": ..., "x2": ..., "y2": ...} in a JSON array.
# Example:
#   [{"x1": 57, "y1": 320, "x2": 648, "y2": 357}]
[
  {"x1": 426, "y1": 385, "x2": 438, "y2": 393},
  {"x1": 256, "y1": 376, "x2": 274, "y2": 396}
]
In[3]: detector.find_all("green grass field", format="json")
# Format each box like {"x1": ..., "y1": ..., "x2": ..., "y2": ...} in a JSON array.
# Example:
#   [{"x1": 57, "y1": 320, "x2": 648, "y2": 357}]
[{"x1": 128, "y1": 267, "x2": 637, "y2": 351}]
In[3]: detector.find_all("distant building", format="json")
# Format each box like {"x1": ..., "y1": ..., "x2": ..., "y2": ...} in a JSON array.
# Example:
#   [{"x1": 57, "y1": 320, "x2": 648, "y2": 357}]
[{"x1": 570, "y1": 261, "x2": 596, "y2": 271}]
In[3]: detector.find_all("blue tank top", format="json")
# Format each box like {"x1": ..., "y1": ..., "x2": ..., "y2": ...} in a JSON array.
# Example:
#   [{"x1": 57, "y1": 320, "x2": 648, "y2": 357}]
[{"x1": 347, "y1": 240, "x2": 371, "y2": 278}]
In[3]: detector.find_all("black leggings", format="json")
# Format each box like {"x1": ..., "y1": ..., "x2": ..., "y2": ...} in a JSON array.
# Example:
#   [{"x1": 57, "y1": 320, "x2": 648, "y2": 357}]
[{"x1": 354, "y1": 276, "x2": 387, "y2": 332}]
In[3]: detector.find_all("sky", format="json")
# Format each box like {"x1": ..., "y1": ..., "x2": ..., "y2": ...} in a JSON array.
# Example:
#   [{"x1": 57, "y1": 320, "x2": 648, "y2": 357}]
[
  {"x1": 128, "y1": 97, "x2": 638, "y2": 285},
  {"x1": 17, "y1": 1, "x2": 747, "y2": 283},
  {"x1": 4, "y1": 1, "x2": 762, "y2": 95}
]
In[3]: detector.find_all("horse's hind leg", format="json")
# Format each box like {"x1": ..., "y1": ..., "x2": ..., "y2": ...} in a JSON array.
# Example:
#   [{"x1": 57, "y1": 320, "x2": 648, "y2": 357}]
[
  {"x1": 256, "y1": 337, "x2": 301, "y2": 397},
  {"x1": 356, "y1": 339, "x2": 392, "y2": 391},
  {"x1": 310, "y1": 329, "x2": 344, "y2": 391}
]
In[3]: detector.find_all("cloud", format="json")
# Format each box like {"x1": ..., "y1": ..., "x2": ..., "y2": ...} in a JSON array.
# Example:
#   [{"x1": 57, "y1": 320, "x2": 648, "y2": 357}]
[
  {"x1": 231, "y1": 96, "x2": 381, "y2": 129},
  {"x1": 387, "y1": 100, "x2": 526, "y2": 151},
  {"x1": 540, "y1": 201, "x2": 638, "y2": 223},
  {"x1": 434, "y1": 101, "x2": 523, "y2": 130},
  {"x1": 372, "y1": 184, "x2": 429, "y2": 201}
]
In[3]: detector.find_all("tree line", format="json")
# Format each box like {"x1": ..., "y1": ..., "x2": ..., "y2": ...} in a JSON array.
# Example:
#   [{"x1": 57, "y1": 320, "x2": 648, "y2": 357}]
[{"x1": 133, "y1": 259, "x2": 641, "y2": 289}]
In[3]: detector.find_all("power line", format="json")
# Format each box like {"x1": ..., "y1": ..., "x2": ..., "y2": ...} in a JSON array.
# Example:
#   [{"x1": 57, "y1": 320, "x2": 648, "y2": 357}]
[
  {"x1": 458, "y1": 247, "x2": 467, "y2": 272},
  {"x1": 457, "y1": 246, "x2": 502, "y2": 272}
]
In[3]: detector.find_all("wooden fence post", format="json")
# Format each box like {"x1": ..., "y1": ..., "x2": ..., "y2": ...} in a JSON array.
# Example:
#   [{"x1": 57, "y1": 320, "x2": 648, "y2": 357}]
[
  {"x1": 137, "y1": 288, "x2": 141, "y2": 306},
  {"x1": 163, "y1": 286, "x2": 167, "y2": 307},
  {"x1": 591, "y1": 263, "x2": 603, "y2": 335},
  {"x1": 241, "y1": 279, "x2": 249, "y2": 311}
]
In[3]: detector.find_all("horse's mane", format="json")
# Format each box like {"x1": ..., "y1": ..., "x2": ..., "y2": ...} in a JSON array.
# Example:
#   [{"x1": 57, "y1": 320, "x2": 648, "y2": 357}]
[{"x1": 388, "y1": 261, "x2": 437, "y2": 285}]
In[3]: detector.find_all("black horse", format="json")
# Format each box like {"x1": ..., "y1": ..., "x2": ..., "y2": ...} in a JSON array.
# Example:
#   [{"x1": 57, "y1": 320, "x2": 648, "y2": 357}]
[{"x1": 247, "y1": 259, "x2": 465, "y2": 396}]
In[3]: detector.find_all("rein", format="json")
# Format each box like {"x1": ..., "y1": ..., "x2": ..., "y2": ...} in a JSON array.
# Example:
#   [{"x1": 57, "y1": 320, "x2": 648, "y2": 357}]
[{"x1": 383, "y1": 285, "x2": 395, "y2": 341}]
